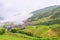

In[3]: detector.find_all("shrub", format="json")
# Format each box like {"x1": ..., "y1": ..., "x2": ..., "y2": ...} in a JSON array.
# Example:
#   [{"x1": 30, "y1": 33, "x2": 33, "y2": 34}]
[
  {"x1": 10, "y1": 28, "x2": 18, "y2": 33},
  {"x1": 0, "y1": 28, "x2": 5, "y2": 35},
  {"x1": 18, "y1": 30, "x2": 33, "y2": 36}
]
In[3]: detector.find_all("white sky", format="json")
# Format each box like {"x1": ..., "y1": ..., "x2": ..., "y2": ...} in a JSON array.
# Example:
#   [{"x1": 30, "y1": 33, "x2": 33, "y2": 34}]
[{"x1": 0, "y1": 0, "x2": 60, "y2": 23}]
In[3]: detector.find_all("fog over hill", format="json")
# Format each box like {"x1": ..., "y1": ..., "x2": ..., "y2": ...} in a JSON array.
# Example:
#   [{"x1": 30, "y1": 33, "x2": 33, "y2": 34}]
[{"x1": 0, "y1": 0, "x2": 60, "y2": 24}]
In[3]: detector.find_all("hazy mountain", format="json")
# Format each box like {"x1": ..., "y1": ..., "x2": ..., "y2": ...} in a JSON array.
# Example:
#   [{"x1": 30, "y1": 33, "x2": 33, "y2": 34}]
[{"x1": 27, "y1": 5, "x2": 60, "y2": 25}]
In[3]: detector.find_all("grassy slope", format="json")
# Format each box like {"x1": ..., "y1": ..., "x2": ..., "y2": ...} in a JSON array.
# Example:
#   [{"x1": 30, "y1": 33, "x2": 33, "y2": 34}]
[
  {"x1": 0, "y1": 34, "x2": 30, "y2": 40},
  {"x1": 0, "y1": 34, "x2": 33, "y2": 40},
  {"x1": 0, "y1": 24, "x2": 60, "y2": 40},
  {"x1": 23, "y1": 24, "x2": 60, "y2": 37},
  {"x1": 0, "y1": 33, "x2": 60, "y2": 40}
]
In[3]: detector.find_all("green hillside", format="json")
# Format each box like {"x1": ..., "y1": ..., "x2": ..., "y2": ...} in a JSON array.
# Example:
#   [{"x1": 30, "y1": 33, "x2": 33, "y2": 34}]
[
  {"x1": 23, "y1": 5, "x2": 60, "y2": 38},
  {"x1": 27, "y1": 5, "x2": 60, "y2": 25},
  {"x1": 0, "y1": 5, "x2": 60, "y2": 40}
]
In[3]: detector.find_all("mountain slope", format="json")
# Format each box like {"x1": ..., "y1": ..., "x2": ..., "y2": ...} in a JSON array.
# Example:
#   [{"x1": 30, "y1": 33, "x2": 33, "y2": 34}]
[
  {"x1": 21, "y1": 5, "x2": 60, "y2": 38},
  {"x1": 27, "y1": 5, "x2": 60, "y2": 25}
]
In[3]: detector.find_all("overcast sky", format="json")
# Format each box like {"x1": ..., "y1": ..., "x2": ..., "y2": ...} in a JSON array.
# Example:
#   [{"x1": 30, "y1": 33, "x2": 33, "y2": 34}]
[{"x1": 0, "y1": 0, "x2": 60, "y2": 23}]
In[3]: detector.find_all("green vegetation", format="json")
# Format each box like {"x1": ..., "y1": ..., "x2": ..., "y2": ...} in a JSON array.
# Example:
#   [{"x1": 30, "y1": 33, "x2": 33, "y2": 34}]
[
  {"x1": 1, "y1": 5, "x2": 60, "y2": 40},
  {"x1": 0, "y1": 28, "x2": 5, "y2": 35},
  {"x1": 0, "y1": 25, "x2": 60, "y2": 40},
  {"x1": 0, "y1": 24, "x2": 60, "y2": 39},
  {"x1": 27, "y1": 5, "x2": 60, "y2": 25}
]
